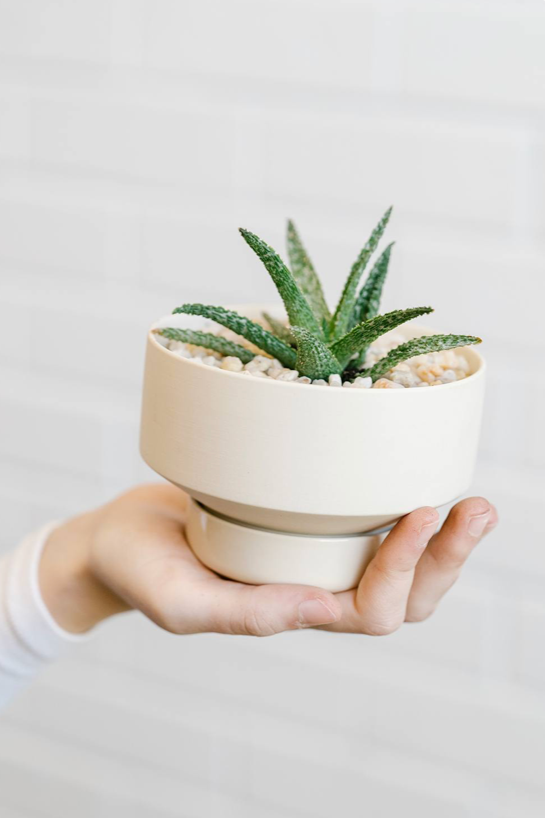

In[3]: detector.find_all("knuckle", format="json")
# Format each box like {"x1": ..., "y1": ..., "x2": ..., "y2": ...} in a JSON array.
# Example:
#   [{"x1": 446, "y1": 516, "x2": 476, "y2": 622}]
[
  {"x1": 239, "y1": 608, "x2": 278, "y2": 637},
  {"x1": 428, "y1": 546, "x2": 468, "y2": 572},
  {"x1": 364, "y1": 618, "x2": 401, "y2": 637},
  {"x1": 373, "y1": 561, "x2": 411, "y2": 586}
]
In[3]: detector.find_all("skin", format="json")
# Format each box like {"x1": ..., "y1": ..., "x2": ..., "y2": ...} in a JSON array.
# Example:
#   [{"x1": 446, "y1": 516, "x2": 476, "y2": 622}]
[{"x1": 39, "y1": 484, "x2": 498, "y2": 637}]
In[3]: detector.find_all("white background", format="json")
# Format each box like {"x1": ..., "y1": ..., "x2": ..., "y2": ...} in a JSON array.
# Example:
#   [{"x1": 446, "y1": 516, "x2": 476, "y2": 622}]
[{"x1": 1, "y1": 1, "x2": 545, "y2": 815}]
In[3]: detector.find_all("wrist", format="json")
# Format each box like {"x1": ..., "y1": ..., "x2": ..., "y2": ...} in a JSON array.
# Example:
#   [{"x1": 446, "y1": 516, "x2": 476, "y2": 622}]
[{"x1": 39, "y1": 511, "x2": 129, "y2": 633}]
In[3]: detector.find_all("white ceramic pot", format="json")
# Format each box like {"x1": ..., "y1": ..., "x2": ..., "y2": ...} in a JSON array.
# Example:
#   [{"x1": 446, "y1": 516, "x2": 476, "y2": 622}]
[{"x1": 140, "y1": 307, "x2": 485, "y2": 591}]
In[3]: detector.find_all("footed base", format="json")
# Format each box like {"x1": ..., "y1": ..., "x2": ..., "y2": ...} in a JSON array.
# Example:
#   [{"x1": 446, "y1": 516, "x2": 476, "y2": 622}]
[{"x1": 186, "y1": 499, "x2": 383, "y2": 593}]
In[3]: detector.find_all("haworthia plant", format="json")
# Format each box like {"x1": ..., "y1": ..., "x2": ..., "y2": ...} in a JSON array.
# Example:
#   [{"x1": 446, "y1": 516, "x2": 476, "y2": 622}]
[{"x1": 156, "y1": 207, "x2": 481, "y2": 382}]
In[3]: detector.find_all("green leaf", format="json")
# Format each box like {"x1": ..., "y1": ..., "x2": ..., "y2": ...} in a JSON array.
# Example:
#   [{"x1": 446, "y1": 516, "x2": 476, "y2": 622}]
[
  {"x1": 155, "y1": 327, "x2": 255, "y2": 363},
  {"x1": 350, "y1": 243, "x2": 395, "y2": 370},
  {"x1": 262, "y1": 311, "x2": 295, "y2": 346},
  {"x1": 330, "y1": 306, "x2": 434, "y2": 370},
  {"x1": 352, "y1": 242, "x2": 394, "y2": 327},
  {"x1": 286, "y1": 219, "x2": 331, "y2": 325},
  {"x1": 172, "y1": 304, "x2": 297, "y2": 368},
  {"x1": 291, "y1": 327, "x2": 343, "y2": 380},
  {"x1": 239, "y1": 228, "x2": 324, "y2": 338},
  {"x1": 330, "y1": 206, "x2": 393, "y2": 341},
  {"x1": 363, "y1": 334, "x2": 482, "y2": 382}
]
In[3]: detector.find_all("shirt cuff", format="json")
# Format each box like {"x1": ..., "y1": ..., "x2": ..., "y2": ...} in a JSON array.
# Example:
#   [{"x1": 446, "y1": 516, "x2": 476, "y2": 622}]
[{"x1": 0, "y1": 523, "x2": 89, "y2": 681}]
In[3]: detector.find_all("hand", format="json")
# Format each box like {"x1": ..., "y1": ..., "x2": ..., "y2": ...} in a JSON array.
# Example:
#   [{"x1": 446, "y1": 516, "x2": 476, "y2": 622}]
[{"x1": 39, "y1": 484, "x2": 497, "y2": 636}]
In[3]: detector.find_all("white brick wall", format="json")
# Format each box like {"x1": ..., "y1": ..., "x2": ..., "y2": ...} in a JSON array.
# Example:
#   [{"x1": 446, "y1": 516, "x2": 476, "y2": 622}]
[{"x1": 0, "y1": 0, "x2": 544, "y2": 815}]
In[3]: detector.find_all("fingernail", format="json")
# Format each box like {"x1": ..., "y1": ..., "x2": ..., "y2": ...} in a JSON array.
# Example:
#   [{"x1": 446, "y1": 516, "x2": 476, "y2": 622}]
[
  {"x1": 468, "y1": 511, "x2": 490, "y2": 538},
  {"x1": 417, "y1": 520, "x2": 437, "y2": 548},
  {"x1": 298, "y1": 599, "x2": 338, "y2": 627}
]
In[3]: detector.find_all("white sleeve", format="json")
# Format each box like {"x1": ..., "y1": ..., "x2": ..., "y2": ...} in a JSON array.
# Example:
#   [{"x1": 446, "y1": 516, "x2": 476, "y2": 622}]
[{"x1": 0, "y1": 523, "x2": 88, "y2": 709}]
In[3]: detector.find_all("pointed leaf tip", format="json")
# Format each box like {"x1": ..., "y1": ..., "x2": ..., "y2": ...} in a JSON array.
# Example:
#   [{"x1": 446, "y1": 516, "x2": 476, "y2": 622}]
[
  {"x1": 364, "y1": 333, "x2": 482, "y2": 381},
  {"x1": 330, "y1": 206, "x2": 394, "y2": 340},
  {"x1": 239, "y1": 226, "x2": 323, "y2": 337}
]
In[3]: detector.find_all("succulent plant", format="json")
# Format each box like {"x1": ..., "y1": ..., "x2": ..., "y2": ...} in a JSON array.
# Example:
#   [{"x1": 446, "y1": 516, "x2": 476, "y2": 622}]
[{"x1": 156, "y1": 208, "x2": 481, "y2": 382}]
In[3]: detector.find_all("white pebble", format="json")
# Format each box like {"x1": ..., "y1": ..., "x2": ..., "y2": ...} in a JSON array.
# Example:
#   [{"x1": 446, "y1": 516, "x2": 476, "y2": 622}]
[
  {"x1": 328, "y1": 374, "x2": 342, "y2": 387},
  {"x1": 342, "y1": 381, "x2": 352, "y2": 388},
  {"x1": 312, "y1": 379, "x2": 328, "y2": 386},
  {"x1": 266, "y1": 358, "x2": 283, "y2": 371},
  {"x1": 373, "y1": 378, "x2": 404, "y2": 389},
  {"x1": 250, "y1": 370, "x2": 268, "y2": 378},
  {"x1": 353, "y1": 377, "x2": 373, "y2": 389},
  {"x1": 439, "y1": 350, "x2": 459, "y2": 369},
  {"x1": 457, "y1": 356, "x2": 470, "y2": 373},
  {"x1": 202, "y1": 356, "x2": 218, "y2": 367},
  {"x1": 244, "y1": 355, "x2": 271, "y2": 373},
  {"x1": 390, "y1": 370, "x2": 421, "y2": 388},
  {"x1": 276, "y1": 369, "x2": 299, "y2": 382},
  {"x1": 441, "y1": 369, "x2": 457, "y2": 383},
  {"x1": 416, "y1": 363, "x2": 444, "y2": 383},
  {"x1": 220, "y1": 356, "x2": 244, "y2": 372},
  {"x1": 296, "y1": 376, "x2": 312, "y2": 384},
  {"x1": 266, "y1": 368, "x2": 282, "y2": 379}
]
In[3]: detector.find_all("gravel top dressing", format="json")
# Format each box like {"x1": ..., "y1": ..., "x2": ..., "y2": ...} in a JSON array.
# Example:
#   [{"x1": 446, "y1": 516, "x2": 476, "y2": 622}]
[{"x1": 156, "y1": 327, "x2": 471, "y2": 389}]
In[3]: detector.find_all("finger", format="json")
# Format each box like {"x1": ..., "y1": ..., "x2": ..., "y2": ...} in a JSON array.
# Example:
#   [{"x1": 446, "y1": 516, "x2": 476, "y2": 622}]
[
  {"x1": 323, "y1": 507, "x2": 439, "y2": 635},
  {"x1": 160, "y1": 571, "x2": 343, "y2": 636},
  {"x1": 405, "y1": 497, "x2": 498, "y2": 623}
]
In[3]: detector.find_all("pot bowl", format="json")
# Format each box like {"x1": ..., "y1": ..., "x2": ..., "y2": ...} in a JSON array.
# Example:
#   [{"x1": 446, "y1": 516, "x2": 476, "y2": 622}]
[{"x1": 140, "y1": 306, "x2": 485, "y2": 589}]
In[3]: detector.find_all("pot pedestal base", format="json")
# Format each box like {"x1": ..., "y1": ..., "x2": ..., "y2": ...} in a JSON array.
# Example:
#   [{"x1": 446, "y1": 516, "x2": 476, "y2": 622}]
[{"x1": 186, "y1": 499, "x2": 383, "y2": 593}]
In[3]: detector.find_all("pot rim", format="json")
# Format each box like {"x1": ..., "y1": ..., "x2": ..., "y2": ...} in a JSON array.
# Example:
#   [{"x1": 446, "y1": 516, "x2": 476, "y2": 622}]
[{"x1": 148, "y1": 308, "x2": 485, "y2": 394}]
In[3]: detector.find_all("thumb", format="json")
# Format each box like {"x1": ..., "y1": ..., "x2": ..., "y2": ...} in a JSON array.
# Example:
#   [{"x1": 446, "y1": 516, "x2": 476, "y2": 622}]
[{"x1": 200, "y1": 581, "x2": 342, "y2": 636}]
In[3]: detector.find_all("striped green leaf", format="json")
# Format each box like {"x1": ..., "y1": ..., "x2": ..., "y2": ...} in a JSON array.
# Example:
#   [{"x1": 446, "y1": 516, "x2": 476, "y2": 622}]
[
  {"x1": 352, "y1": 242, "x2": 394, "y2": 327},
  {"x1": 239, "y1": 228, "x2": 324, "y2": 338},
  {"x1": 364, "y1": 334, "x2": 482, "y2": 382},
  {"x1": 291, "y1": 326, "x2": 343, "y2": 380},
  {"x1": 330, "y1": 306, "x2": 433, "y2": 369},
  {"x1": 155, "y1": 328, "x2": 255, "y2": 363},
  {"x1": 350, "y1": 243, "x2": 395, "y2": 369},
  {"x1": 286, "y1": 219, "x2": 330, "y2": 325},
  {"x1": 172, "y1": 304, "x2": 297, "y2": 368},
  {"x1": 330, "y1": 206, "x2": 392, "y2": 341}
]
